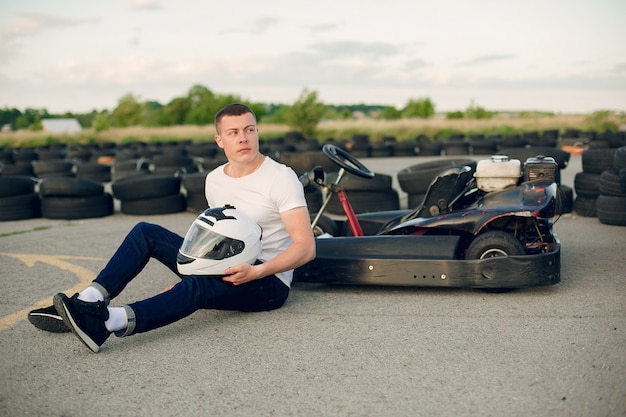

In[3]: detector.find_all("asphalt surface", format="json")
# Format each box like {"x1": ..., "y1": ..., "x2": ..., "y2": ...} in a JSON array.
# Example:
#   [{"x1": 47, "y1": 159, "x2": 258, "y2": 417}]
[{"x1": 0, "y1": 154, "x2": 624, "y2": 417}]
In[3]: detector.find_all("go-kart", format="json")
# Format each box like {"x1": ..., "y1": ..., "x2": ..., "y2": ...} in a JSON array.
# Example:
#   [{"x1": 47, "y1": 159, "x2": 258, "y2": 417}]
[{"x1": 293, "y1": 144, "x2": 561, "y2": 290}]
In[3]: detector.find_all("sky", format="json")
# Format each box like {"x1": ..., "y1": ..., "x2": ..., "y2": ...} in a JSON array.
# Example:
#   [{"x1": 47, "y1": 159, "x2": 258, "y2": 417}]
[{"x1": 1, "y1": 0, "x2": 625, "y2": 115}]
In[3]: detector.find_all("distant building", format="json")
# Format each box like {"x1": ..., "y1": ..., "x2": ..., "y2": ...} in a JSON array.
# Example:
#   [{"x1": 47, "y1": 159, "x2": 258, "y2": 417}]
[{"x1": 41, "y1": 118, "x2": 82, "y2": 133}]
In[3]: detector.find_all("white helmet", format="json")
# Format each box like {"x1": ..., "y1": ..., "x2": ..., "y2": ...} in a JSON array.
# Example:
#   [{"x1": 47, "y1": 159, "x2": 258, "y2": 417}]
[{"x1": 177, "y1": 204, "x2": 262, "y2": 276}]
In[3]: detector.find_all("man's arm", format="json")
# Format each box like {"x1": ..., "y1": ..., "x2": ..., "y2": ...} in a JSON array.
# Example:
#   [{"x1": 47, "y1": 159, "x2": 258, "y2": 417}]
[{"x1": 222, "y1": 206, "x2": 315, "y2": 285}]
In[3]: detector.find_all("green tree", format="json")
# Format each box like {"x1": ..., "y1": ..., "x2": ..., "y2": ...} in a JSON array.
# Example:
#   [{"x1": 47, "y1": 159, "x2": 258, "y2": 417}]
[
  {"x1": 380, "y1": 106, "x2": 402, "y2": 120},
  {"x1": 0, "y1": 107, "x2": 22, "y2": 130},
  {"x1": 285, "y1": 89, "x2": 326, "y2": 137},
  {"x1": 158, "y1": 97, "x2": 191, "y2": 126},
  {"x1": 465, "y1": 102, "x2": 493, "y2": 119},
  {"x1": 185, "y1": 84, "x2": 216, "y2": 125},
  {"x1": 446, "y1": 111, "x2": 464, "y2": 120},
  {"x1": 403, "y1": 98, "x2": 435, "y2": 118},
  {"x1": 14, "y1": 108, "x2": 49, "y2": 130},
  {"x1": 112, "y1": 94, "x2": 143, "y2": 127},
  {"x1": 92, "y1": 112, "x2": 111, "y2": 132},
  {"x1": 142, "y1": 100, "x2": 163, "y2": 126}
]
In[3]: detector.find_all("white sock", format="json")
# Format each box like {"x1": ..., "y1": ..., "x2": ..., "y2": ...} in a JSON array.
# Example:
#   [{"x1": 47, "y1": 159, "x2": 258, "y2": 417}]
[
  {"x1": 78, "y1": 286, "x2": 104, "y2": 303},
  {"x1": 105, "y1": 307, "x2": 128, "y2": 333}
]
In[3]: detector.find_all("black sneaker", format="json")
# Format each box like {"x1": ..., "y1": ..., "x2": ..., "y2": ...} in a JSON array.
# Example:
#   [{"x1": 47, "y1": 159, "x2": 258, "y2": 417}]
[
  {"x1": 28, "y1": 305, "x2": 70, "y2": 333},
  {"x1": 53, "y1": 293, "x2": 110, "y2": 353}
]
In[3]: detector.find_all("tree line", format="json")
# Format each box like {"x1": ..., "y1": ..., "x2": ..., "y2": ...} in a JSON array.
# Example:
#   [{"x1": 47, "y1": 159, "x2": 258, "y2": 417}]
[{"x1": 1, "y1": 84, "x2": 496, "y2": 137}]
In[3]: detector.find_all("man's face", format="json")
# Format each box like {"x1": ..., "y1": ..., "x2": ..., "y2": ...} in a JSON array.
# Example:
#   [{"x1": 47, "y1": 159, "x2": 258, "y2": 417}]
[{"x1": 215, "y1": 112, "x2": 259, "y2": 163}]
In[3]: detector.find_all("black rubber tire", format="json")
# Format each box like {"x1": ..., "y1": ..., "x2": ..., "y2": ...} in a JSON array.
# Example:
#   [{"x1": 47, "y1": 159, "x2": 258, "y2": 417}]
[
  {"x1": 415, "y1": 141, "x2": 443, "y2": 156},
  {"x1": 407, "y1": 193, "x2": 426, "y2": 209},
  {"x1": 1, "y1": 163, "x2": 35, "y2": 176},
  {"x1": 574, "y1": 172, "x2": 601, "y2": 198},
  {"x1": 443, "y1": 141, "x2": 470, "y2": 156},
  {"x1": 574, "y1": 196, "x2": 597, "y2": 217},
  {"x1": 121, "y1": 193, "x2": 187, "y2": 215},
  {"x1": 612, "y1": 146, "x2": 626, "y2": 170},
  {"x1": 326, "y1": 189, "x2": 400, "y2": 215},
  {"x1": 152, "y1": 165, "x2": 199, "y2": 176},
  {"x1": 185, "y1": 192, "x2": 208, "y2": 213},
  {"x1": 326, "y1": 171, "x2": 392, "y2": 191},
  {"x1": 596, "y1": 195, "x2": 626, "y2": 226},
  {"x1": 40, "y1": 193, "x2": 113, "y2": 219},
  {"x1": 75, "y1": 163, "x2": 111, "y2": 183},
  {"x1": 500, "y1": 134, "x2": 526, "y2": 148},
  {"x1": 391, "y1": 141, "x2": 417, "y2": 157},
  {"x1": 0, "y1": 176, "x2": 36, "y2": 197},
  {"x1": 12, "y1": 149, "x2": 38, "y2": 163},
  {"x1": 111, "y1": 160, "x2": 151, "y2": 181},
  {"x1": 0, "y1": 192, "x2": 41, "y2": 221},
  {"x1": 181, "y1": 172, "x2": 207, "y2": 194},
  {"x1": 582, "y1": 148, "x2": 616, "y2": 174},
  {"x1": 279, "y1": 151, "x2": 334, "y2": 175},
  {"x1": 112, "y1": 175, "x2": 182, "y2": 201},
  {"x1": 557, "y1": 185, "x2": 574, "y2": 214},
  {"x1": 305, "y1": 188, "x2": 323, "y2": 213},
  {"x1": 310, "y1": 214, "x2": 338, "y2": 237},
  {"x1": 39, "y1": 177, "x2": 104, "y2": 197},
  {"x1": 620, "y1": 169, "x2": 626, "y2": 194},
  {"x1": 466, "y1": 230, "x2": 526, "y2": 260},
  {"x1": 599, "y1": 169, "x2": 626, "y2": 197},
  {"x1": 397, "y1": 159, "x2": 475, "y2": 194},
  {"x1": 151, "y1": 154, "x2": 194, "y2": 167},
  {"x1": 32, "y1": 160, "x2": 75, "y2": 177}
]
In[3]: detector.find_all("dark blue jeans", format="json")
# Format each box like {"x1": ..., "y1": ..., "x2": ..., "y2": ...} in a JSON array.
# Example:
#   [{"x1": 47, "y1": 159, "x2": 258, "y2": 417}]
[{"x1": 93, "y1": 222, "x2": 289, "y2": 335}]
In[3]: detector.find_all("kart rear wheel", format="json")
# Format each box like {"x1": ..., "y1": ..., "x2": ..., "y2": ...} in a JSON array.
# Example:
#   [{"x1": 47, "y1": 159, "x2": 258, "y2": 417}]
[
  {"x1": 466, "y1": 231, "x2": 526, "y2": 260},
  {"x1": 466, "y1": 231, "x2": 525, "y2": 293}
]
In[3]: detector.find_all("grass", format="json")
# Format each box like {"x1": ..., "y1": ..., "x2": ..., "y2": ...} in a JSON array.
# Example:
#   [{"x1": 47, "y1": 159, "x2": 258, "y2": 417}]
[
  {"x1": 1, "y1": 113, "x2": 623, "y2": 148},
  {"x1": 0, "y1": 226, "x2": 51, "y2": 238}
]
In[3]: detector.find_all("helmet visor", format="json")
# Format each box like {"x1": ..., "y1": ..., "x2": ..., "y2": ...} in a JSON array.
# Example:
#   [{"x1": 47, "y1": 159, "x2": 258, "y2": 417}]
[{"x1": 179, "y1": 222, "x2": 246, "y2": 260}]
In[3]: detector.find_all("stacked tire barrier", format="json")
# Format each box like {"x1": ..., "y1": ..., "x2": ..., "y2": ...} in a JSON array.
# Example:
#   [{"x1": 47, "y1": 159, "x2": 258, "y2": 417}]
[
  {"x1": 574, "y1": 148, "x2": 616, "y2": 217},
  {"x1": 325, "y1": 171, "x2": 399, "y2": 214},
  {"x1": 397, "y1": 159, "x2": 475, "y2": 209},
  {"x1": 596, "y1": 146, "x2": 626, "y2": 226},
  {"x1": 0, "y1": 176, "x2": 40, "y2": 221},
  {"x1": 2, "y1": 131, "x2": 624, "y2": 222},
  {"x1": 112, "y1": 175, "x2": 186, "y2": 215},
  {"x1": 39, "y1": 177, "x2": 114, "y2": 220},
  {"x1": 181, "y1": 172, "x2": 209, "y2": 214}
]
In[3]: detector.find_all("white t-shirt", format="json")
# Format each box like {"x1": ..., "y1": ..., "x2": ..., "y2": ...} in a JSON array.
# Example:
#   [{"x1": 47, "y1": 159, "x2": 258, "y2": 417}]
[{"x1": 204, "y1": 156, "x2": 307, "y2": 287}]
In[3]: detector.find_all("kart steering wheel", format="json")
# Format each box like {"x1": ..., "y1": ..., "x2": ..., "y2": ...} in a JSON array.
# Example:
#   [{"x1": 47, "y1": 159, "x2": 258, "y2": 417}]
[{"x1": 322, "y1": 144, "x2": 375, "y2": 179}]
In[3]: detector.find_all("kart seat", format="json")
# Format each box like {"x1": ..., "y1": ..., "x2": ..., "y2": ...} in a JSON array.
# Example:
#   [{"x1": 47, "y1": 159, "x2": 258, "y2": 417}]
[
  {"x1": 378, "y1": 164, "x2": 475, "y2": 233},
  {"x1": 412, "y1": 164, "x2": 475, "y2": 218}
]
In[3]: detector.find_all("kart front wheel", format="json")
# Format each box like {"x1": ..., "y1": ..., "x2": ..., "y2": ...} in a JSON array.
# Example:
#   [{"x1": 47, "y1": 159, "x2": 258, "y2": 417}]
[
  {"x1": 311, "y1": 214, "x2": 338, "y2": 237},
  {"x1": 466, "y1": 231, "x2": 525, "y2": 260}
]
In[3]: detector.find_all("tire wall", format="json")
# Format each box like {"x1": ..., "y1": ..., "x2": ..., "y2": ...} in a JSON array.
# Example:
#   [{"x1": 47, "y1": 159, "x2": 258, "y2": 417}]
[{"x1": 574, "y1": 146, "x2": 626, "y2": 226}]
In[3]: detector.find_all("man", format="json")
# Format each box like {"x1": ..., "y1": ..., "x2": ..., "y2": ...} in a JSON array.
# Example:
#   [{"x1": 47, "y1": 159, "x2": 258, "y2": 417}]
[{"x1": 30, "y1": 103, "x2": 316, "y2": 352}]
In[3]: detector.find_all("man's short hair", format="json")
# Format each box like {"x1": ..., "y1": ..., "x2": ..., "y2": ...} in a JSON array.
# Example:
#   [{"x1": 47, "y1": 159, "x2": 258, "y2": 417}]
[{"x1": 215, "y1": 103, "x2": 256, "y2": 133}]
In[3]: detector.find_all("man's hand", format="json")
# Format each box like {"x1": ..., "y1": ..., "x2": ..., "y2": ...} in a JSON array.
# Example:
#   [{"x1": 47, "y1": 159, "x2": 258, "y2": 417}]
[{"x1": 222, "y1": 263, "x2": 260, "y2": 286}]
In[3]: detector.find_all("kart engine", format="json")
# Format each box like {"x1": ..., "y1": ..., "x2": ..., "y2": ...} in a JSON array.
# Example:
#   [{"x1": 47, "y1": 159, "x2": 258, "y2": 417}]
[
  {"x1": 474, "y1": 155, "x2": 521, "y2": 192},
  {"x1": 522, "y1": 155, "x2": 560, "y2": 183},
  {"x1": 474, "y1": 154, "x2": 559, "y2": 193}
]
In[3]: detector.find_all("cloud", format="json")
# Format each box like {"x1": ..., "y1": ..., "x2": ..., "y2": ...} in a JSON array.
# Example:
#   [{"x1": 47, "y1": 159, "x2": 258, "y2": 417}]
[
  {"x1": 219, "y1": 16, "x2": 282, "y2": 35},
  {"x1": 120, "y1": 0, "x2": 162, "y2": 11},
  {"x1": 308, "y1": 40, "x2": 402, "y2": 59},
  {"x1": 614, "y1": 63, "x2": 626, "y2": 74},
  {"x1": 0, "y1": 11, "x2": 99, "y2": 46},
  {"x1": 306, "y1": 22, "x2": 340, "y2": 32},
  {"x1": 459, "y1": 54, "x2": 516, "y2": 67}
]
